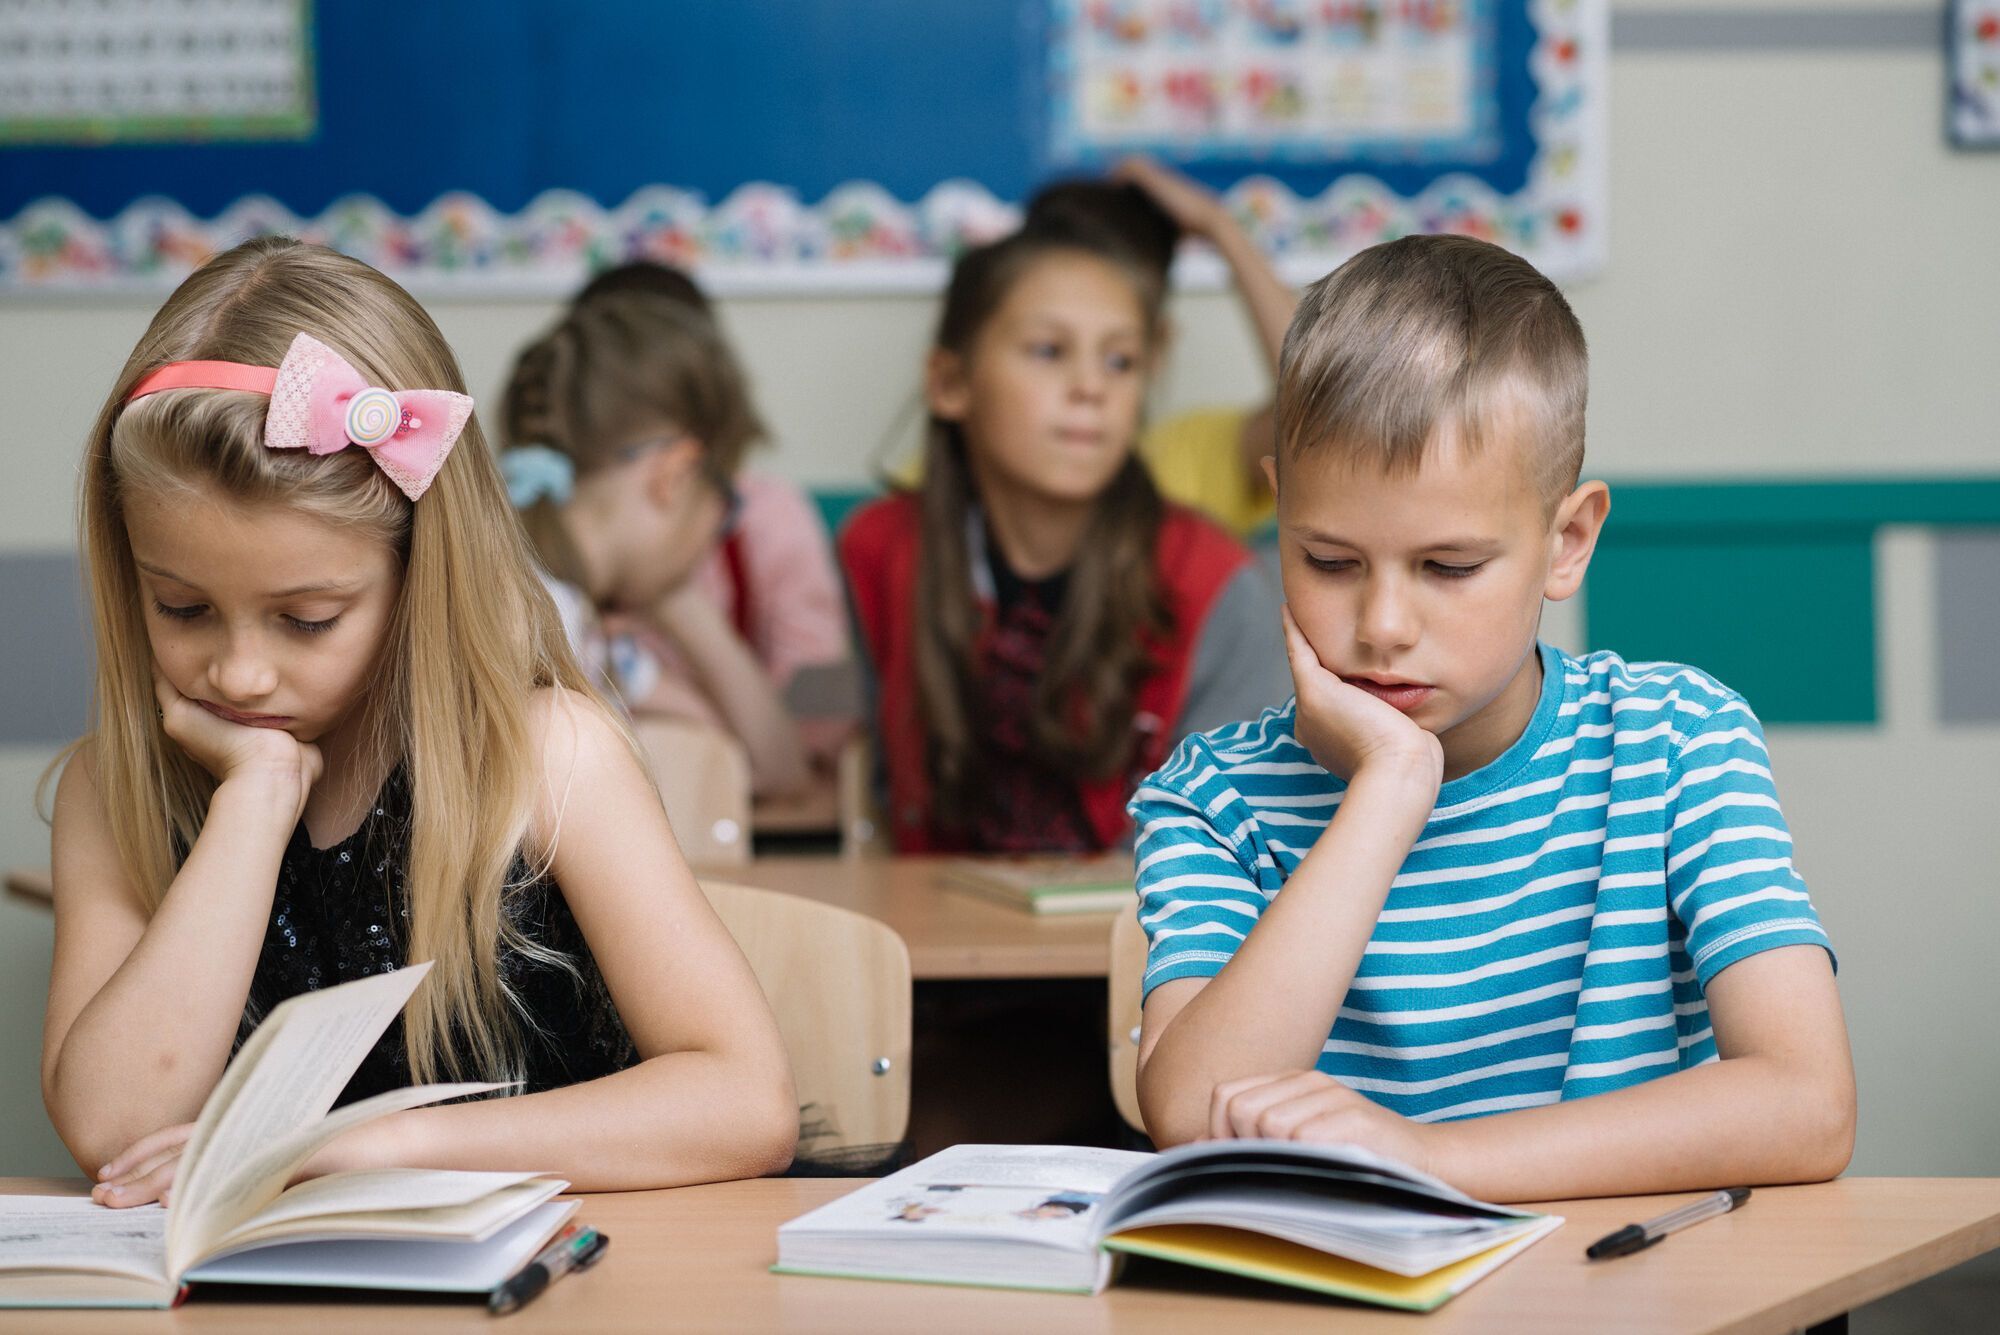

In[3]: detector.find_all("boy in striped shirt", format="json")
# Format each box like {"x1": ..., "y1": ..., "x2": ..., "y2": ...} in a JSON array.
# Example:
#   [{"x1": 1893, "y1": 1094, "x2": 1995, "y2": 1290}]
[{"x1": 1130, "y1": 235, "x2": 1855, "y2": 1200}]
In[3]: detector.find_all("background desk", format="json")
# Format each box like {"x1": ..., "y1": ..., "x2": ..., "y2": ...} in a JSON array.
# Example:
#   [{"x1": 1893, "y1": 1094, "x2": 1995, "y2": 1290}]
[
  {"x1": 7, "y1": 858, "x2": 1117, "y2": 982},
  {"x1": 3, "y1": 1176, "x2": 1997, "y2": 1333},
  {"x1": 705, "y1": 856, "x2": 1116, "y2": 981}
]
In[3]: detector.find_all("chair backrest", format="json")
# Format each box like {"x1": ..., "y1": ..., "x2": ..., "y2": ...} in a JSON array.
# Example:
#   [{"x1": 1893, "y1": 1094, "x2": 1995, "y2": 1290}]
[
  {"x1": 701, "y1": 879, "x2": 912, "y2": 1163},
  {"x1": 1107, "y1": 907, "x2": 1149, "y2": 1135},
  {"x1": 635, "y1": 719, "x2": 753, "y2": 866},
  {"x1": 833, "y1": 734, "x2": 888, "y2": 855}
]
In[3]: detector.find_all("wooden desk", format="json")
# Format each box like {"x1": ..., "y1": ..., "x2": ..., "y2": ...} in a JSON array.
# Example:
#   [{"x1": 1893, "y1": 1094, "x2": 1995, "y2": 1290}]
[
  {"x1": 703, "y1": 856, "x2": 1115, "y2": 981},
  {"x1": 3, "y1": 1176, "x2": 1996, "y2": 1333},
  {"x1": 6, "y1": 858, "x2": 1109, "y2": 982}
]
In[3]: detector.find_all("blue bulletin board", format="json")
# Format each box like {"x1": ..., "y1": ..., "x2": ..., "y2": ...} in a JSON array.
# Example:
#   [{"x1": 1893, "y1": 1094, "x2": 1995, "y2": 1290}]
[{"x1": 0, "y1": 0, "x2": 1606, "y2": 295}]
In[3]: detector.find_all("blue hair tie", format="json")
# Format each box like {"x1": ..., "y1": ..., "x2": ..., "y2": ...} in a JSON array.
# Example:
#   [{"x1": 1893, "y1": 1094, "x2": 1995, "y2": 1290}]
[{"x1": 501, "y1": 445, "x2": 576, "y2": 508}]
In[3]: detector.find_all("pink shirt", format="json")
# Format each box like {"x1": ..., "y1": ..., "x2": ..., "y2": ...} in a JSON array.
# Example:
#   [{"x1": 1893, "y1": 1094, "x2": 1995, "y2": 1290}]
[{"x1": 689, "y1": 470, "x2": 850, "y2": 689}]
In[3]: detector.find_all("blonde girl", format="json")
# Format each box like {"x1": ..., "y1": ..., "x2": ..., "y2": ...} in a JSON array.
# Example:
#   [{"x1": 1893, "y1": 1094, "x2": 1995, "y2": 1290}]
[{"x1": 43, "y1": 238, "x2": 795, "y2": 1206}]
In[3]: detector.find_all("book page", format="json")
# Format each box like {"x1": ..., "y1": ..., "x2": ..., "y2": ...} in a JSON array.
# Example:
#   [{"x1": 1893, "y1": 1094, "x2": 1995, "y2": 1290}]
[
  {"x1": 208, "y1": 1178, "x2": 565, "y2": 1255},
  {"x1": 164, "y1": 964, "x2": 440, "y2": 1275},
  {"x1": 214, "y1": 1175, "x2": 556, "y2": 1247},
  {"x1": 780, "y1": 1144, "x2": 1151, "y2": 1249},
  {"x1": 169, "y1": 1077, "x2": 503, "y2": 1278},
  {"x1": 0, "y1": 1197, "x2": 168, "y2": 1287}
]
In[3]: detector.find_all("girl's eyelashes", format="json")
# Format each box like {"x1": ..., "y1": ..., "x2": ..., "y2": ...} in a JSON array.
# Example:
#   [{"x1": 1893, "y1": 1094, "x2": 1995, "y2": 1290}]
[
  {"x1": 149, "y1": 598, "x2": 341, "y2": 635},
  {"x1": 1303, "y1": 554, "x2": 1354, "y2": 573},
  {"x1": 1426, "y1": 561, "x2": 1487, "y2": 579}
]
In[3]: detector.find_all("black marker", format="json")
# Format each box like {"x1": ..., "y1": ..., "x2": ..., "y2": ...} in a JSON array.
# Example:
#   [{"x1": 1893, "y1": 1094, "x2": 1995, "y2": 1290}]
[
  {"x1": 1587, "y1": 1188, "x2": 1750, "y2": 1260},
  {"x1": 489, "y1": 1223, "x2": 609, "y2": 1315}
]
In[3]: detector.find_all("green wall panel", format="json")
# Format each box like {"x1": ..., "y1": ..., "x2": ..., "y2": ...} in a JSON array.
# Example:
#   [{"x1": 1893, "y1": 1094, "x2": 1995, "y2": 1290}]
[{"x1": 1584, "y1": 529, "x2": 1877, "y2": 725}]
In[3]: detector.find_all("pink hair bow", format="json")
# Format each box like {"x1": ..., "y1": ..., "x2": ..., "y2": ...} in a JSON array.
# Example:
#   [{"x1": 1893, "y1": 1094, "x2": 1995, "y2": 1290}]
[
  {"x1": 264, "y1": 333, "x2": 472, "y2": 501},
  {"x1": 126, "y1": 331, "x2": 473, "y2": 502}
]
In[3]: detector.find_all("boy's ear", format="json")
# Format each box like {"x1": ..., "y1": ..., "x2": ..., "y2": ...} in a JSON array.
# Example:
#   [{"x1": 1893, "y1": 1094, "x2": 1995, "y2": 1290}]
[
  {"x1": 925, "y1": 348, "x2": 971, "y2": 423},
  {"x1": 1544, "y1": 480, "x2": 1610, "y2": 602},
  {"x1": 1260, "y1": 452, "x2": 1279, "y2": 499}
]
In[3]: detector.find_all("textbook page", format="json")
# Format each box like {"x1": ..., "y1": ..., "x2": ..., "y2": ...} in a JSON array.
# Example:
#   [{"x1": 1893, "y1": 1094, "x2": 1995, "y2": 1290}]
[
  {"x1": 164, "y1": 962, "x2": 503, "y2": 1276},
  {"x1": 169, "y1": 1078, "x2": 505, "y2": 1277},
  {"x1": 206, "y1": 1174, "x2": 564, "y2": 1254},
  {"x1": 0, "y1": 1197, "x2": 166, "y2": 1287}
]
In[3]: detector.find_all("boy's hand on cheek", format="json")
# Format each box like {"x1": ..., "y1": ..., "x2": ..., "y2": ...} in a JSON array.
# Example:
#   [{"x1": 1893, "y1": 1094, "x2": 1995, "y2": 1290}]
[
  {"x1": 1282, "y1": 607, "x2": 1442, "y2": 794},
  {"x1": 1209, "y1": 1071, "x2": 1440, "y2": 1177}
]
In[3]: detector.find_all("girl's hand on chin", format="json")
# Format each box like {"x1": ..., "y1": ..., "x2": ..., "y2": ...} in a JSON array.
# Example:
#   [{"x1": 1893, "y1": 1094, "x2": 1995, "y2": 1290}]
[
  {"x1": 153, "y1": 672, "x2": 323, "y2": 819},
  {"x1": 1281, "y1": 606, "x2": 1443, "y2": 793}
]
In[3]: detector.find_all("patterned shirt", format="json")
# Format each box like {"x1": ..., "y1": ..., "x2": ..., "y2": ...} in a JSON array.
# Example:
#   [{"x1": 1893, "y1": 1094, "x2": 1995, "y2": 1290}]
[{"x1": 1129, "y1": 644, "x2": 1835, "y2": 1123}]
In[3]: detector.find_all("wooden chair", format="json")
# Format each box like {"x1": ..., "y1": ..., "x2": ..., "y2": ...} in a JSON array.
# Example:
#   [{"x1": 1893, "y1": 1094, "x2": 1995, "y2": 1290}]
[
  {"x1": 701, "y1": 879, "x2": 912, "y2": 1168},
  {"x1": 634, "y1": 718, "x2": 753, "y2": 866},
  {"x1": 1107, "y1": 906, "x2": 1148, "y2": 1136},
  {"x1": 832, "y1": 734, "x2": 886, "y2": 855}
]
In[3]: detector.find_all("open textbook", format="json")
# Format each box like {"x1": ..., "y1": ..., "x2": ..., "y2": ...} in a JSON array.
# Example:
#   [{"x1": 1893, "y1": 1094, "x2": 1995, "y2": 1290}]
[
  {"x1": 0, "y1": 963, "x2": 574, "y2": 1308},
  {"x1": 776, "y1": 1142, "x2": 1562, "y2": 1311}
]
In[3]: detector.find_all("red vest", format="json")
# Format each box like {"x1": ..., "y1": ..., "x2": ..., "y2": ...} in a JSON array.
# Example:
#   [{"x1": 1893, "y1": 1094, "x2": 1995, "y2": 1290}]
[{"x1": 841, "y1": 493, "x2": 1253, "y2": 852}]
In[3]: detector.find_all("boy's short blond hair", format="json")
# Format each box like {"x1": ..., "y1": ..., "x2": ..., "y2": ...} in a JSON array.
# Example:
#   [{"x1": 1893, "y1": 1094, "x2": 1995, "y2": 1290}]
[{"x1": 1276, "y1": 234, "x2": 1587, "y2": 507}]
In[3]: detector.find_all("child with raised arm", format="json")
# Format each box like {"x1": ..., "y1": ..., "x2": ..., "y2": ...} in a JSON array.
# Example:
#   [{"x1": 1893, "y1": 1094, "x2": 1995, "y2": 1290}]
[
  {"x1": 43, "y1": 238, "x2": 797, "y2": 1208},
  {"x1": 1026, "y1": 156, "x2": 1294, "y2": 538},
  {"x1": 1130, "y1": 235, "x2": 1855, "y2": 1200}
]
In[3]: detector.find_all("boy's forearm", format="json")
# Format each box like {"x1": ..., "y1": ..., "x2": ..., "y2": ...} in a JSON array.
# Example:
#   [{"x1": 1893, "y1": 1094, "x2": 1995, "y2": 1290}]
[
  {"x1": 1425, "y1": 1053, "x2": 1857, "y2": 1203},
  {"x1": 1139, "y1": 773, "x2": 1429, "y2": 1143}
]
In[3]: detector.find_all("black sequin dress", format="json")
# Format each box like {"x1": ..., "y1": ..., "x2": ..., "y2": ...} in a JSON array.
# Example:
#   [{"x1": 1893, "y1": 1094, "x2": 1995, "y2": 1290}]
[{"x1": 229, "y1": 766, "x2": 637, "y2": 1107}]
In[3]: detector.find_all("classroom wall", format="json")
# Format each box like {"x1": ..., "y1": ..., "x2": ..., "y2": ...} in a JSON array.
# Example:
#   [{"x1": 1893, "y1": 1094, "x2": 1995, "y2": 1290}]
[{"x1": 3, "y1": 3, "x2": 1996, "y2": 1176}]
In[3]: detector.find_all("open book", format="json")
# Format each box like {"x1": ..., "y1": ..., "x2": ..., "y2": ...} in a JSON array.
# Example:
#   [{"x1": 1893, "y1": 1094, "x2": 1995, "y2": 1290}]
[
  {"x1": 776, "y1": 1142, "x2": 1562, "y2": 1311},
  {"x1": 0, "y1": 963, "x2": 574, "y2": 1308}
]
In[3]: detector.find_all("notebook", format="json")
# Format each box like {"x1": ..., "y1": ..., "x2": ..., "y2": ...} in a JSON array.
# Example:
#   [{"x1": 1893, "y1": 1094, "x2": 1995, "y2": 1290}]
[
  {"x1": 774, "y1": 1141, "x2": 1561, "y2": 1311},
  {"x1": 0, "y1": 963, "x2": 574, "y2": 1308},
  {"x1": 941, "y1": 857, "x2": 1134, "y2": 915}
]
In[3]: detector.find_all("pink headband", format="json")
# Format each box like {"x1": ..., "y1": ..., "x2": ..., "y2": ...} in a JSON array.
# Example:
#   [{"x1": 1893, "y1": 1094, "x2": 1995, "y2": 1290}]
[{"x1": 125, "y1": 332, "x2": 472, "y2": 501}]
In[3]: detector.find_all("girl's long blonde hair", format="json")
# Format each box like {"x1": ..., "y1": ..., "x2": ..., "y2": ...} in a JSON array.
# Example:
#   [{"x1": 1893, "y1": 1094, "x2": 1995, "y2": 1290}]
[{"x1": 73, "y1": 236, "x2": 604, "y2": 1085}]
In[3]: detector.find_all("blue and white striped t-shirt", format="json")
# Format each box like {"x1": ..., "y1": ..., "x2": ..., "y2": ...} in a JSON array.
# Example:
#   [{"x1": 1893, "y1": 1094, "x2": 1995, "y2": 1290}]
[{"x1": 1128, "y1": 643, "x2": 1834, "y2": 1124}]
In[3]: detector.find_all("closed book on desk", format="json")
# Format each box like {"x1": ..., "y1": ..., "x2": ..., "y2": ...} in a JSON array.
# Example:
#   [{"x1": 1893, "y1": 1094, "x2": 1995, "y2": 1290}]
[
  {"x1": 774, "y1": 1142, "x2": 1559, "y2": 1311},
  {"x1": 0, "y1": 965, "x2": 574, "y2": 1308},
  {"x1": 941, "y1": 857, "x2": 1133, "y2": 915}
]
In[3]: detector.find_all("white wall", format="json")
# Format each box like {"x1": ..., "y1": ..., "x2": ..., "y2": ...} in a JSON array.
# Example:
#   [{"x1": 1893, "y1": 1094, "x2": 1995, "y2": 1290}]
[{"x1": 2, "y1": 9, "x2": 1996, "y2": 1176}]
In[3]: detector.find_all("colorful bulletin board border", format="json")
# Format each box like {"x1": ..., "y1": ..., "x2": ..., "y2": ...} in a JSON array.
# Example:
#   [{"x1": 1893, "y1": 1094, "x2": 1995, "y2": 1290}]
[{"x1": 0, "y1": 0, "x2": 1605, "y2": 295}]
